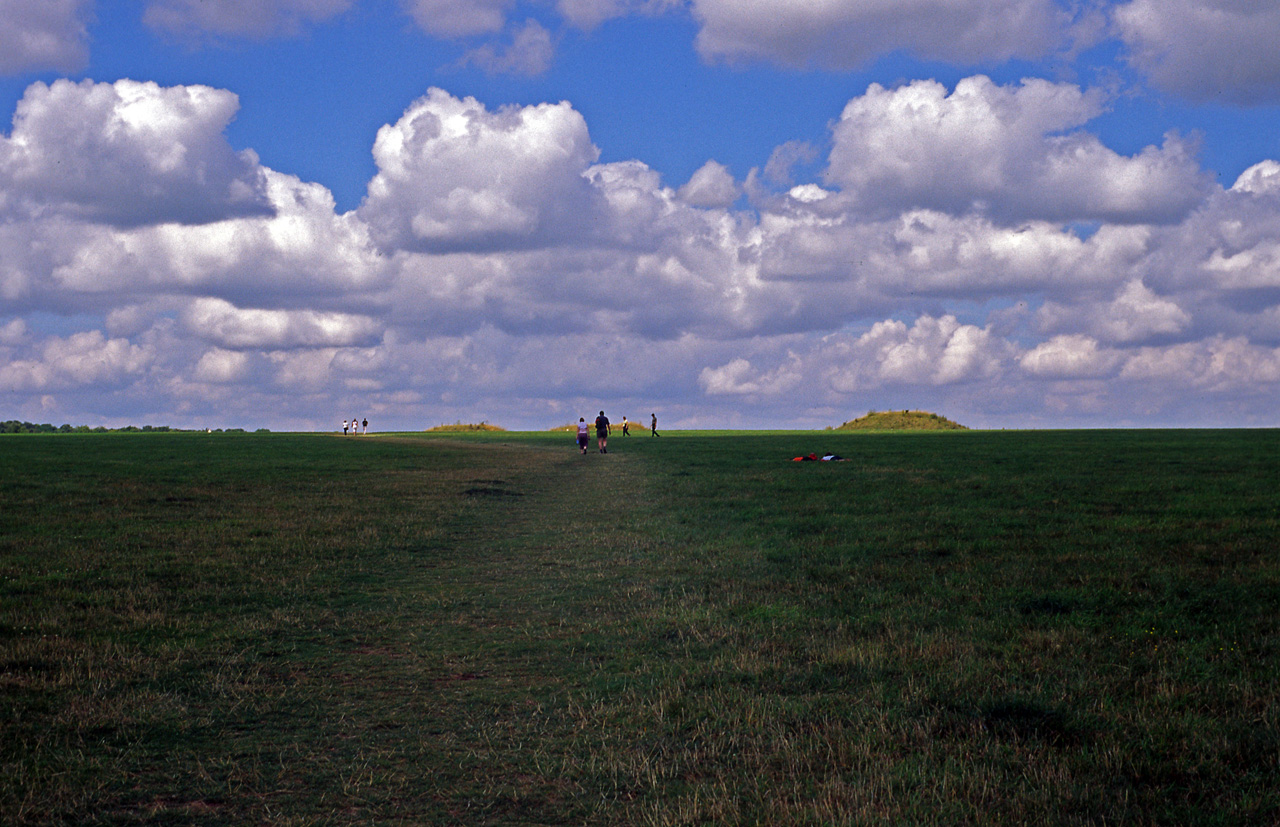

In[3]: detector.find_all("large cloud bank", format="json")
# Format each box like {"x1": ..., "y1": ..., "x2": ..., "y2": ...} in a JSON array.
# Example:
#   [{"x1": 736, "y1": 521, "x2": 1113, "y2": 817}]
[
  {"x1": 3, "y1": 68, "x2": 1280, "y2": 430},
  {"x1": 9, "y1": 0, "x2": 1280, "y2": 95}
]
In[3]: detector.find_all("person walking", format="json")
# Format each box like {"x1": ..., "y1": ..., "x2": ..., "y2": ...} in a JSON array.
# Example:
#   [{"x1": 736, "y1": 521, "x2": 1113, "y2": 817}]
[
  {"x1": 343, "y1": 419, "x2": 349, "y2": 435},
  {"x1": 622, "y1": 416, "x2": 630, "y2": 436},
  {"x1": 595, "y1": 410, "x2": 611, "y2": 453},
  {"x1": 650, "y1": 412, "x2": 660, "y2": 436},
  {"x1": 362, "y1": 417, "x2": 368, "y2": 435},
  {"x1": 576, "y1": 417, "x2": 590, "y2": 454}
]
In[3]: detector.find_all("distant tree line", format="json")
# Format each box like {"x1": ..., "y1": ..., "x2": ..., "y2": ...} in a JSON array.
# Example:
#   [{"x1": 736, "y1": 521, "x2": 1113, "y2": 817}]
[
  {"x1": 0, "y1": 421, "x2": 181, "y2": 434},
  {"x1": 1, "y1": 421, "x2": 268, "y2": 434}
]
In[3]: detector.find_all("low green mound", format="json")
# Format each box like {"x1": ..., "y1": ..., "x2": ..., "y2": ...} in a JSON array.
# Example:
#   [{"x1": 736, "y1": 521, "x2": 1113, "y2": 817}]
[
  {"x1": 424, "y1": 422, "x2": 506, "y2": 432},
  {"x1": 836, "y1": 410, "x2": 966, "y2": 431}
]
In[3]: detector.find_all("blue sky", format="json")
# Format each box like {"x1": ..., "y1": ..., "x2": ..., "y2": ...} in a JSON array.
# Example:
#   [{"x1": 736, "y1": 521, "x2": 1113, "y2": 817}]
[{"x1": 4, "y1": 0, "x2": 1280, "y2": 430}]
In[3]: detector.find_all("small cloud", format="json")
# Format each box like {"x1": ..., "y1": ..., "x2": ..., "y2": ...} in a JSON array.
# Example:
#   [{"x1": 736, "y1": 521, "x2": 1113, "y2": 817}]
[
  {"x1": 194, "y1": 348, "x2": 251, "y2": 383},
  {"x1": 556, "y1": 0, "x2": 681, "y2": 30},
  {"x1": 1231, "y1": 160, "x2": 1280, "y2": 195},
  {"x1": 0, "y1": 0, "x2": 92, "y2": 74},
  {"x1": 460, "y1": 19, "x2": 556, "y2": 76},
  {"x1": 677, "y1": 160, "x2": 740, "y2": 208},
  {"x1": 0, "y1": 318, "x2": 30, "y2": 346},
  {"x1": 787, "y1": 184, "x2": 830, "y2": 204},
  {"x1": 143, "y1": 0, "x2": 355, "y2": 41},
  {"x1": 401, "y1": 0, "x2": 509, "y2": 37},
  {"x1": 1020, "y1": 334, "x2": 1119, "y2": 377},
  {"x1": 699, "y1": 355, "x2": 802, "y2": 396},
  {"x1": 763, "y1": 140, "x2": 818, "y2": 186}
]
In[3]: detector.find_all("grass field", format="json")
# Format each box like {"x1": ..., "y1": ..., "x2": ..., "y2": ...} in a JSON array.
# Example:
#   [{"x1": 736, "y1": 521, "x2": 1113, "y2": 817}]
[{"x1": 2, "y1": 429, "x2": 1277, "y2": 825}]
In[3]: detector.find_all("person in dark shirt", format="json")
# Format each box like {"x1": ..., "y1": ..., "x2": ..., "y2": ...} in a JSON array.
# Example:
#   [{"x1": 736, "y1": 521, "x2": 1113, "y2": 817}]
[{"x1": 595, "y1": 411, "x2": 611, "y2": 453}]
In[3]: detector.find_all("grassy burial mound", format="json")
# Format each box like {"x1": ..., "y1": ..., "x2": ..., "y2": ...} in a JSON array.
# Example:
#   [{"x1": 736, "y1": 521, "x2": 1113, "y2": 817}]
[
  {"x1": 837, "y1": 409, "x2": 967, "y2": 430},
  {"x1": 423, "y1": 421, "x2": 506, "y2": 432}
]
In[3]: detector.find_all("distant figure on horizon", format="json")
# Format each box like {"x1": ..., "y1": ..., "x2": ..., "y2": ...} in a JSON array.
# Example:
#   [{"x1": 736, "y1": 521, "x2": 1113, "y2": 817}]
[
  {"x1": 362, "y1": 417, "x2": 368, "y2": 434},
  {"x1": 343, "y1": 419, "x2": 349, "y2": 435},
  {"x1": 351, "y1": 414, "x2": 358, "y2": 434},
  {"x1": 651, "y1": 413, "x2": 659, "y2": 437},
  {"x1": 576, "y1": 417, "x2": 590, "y2": 454},
  {"x1": 622, "y1": 416, "x2": 630, "y2": 436},
  {"x1": 595, "y1": 410, "x2": 611, "y2": 453}
]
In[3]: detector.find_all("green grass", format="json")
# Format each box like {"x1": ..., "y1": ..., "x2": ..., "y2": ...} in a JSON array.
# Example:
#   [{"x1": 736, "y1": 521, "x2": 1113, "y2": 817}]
[{"x1": 2, "y1": 429, "x2": 1277, "y2": 825}]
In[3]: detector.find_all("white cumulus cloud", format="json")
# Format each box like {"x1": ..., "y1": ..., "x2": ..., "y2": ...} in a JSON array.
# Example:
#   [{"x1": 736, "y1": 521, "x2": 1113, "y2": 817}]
[
  {"x1": 194, "y1": 348, "x2": 251, "y2": 383},
  {"x1": 359, "y1": 89, "x2": 600, "y2": 252},
  {"x1": 860, "y1": 316, "x2": 1006, "y2": 386},
  {"x1": 825, "y1": 76, "x2": 1210, "y2": 224},
  {"x1": 699, "y1": 354, "x2": 803, "y2": 396},
  {"x1": 1036, "y1": 280, "x2": 1192, "y2": 344},
  {"x1": 0, "y1": 79, "x2": 272, "y2": 228},
  {"x1": 0, "y1": 330, "x2": 151, "y2": 391},
  {"x1": 183, "y1": 298, "x2": 381, "y2": 349},
  {"x1": 1020, "y1": 334, "x2": 1120, "y2": 377},
  {"x1": 1120, "y1": 337, "x2": 1280, "y2": 390},
  {"x1": 6, "y1": 167, "x2": 382, "y2": 311},
  {"x1": 1232, "y1": 160, "x2": 1280, "y2": 196}
]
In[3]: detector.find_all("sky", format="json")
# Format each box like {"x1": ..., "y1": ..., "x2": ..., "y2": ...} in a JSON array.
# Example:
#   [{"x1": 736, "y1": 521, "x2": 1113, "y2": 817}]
[{"x1": 3, "y1": 1, "x2": 1280, "y2": 431}]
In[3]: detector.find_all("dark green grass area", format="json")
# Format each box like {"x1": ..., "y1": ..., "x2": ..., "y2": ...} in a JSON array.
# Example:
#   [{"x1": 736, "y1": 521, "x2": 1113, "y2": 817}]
[
  {"x1": 2, "y1": 433, "x2": 645, "y2": 824},
  {"x1": 604, "y1": 430, "x2": 1280, "y2": 824},
  {"x1": 2, "y1": 430, "x2": 1278, "y2": 825}
]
